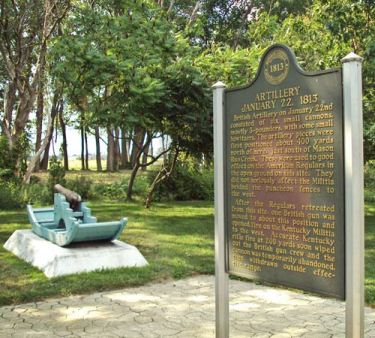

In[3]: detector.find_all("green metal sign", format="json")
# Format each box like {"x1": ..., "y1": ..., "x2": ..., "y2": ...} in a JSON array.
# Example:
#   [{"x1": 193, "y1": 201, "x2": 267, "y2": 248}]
[{"x1": 224, "y1": 44, "x2": 345, "y2": 299}]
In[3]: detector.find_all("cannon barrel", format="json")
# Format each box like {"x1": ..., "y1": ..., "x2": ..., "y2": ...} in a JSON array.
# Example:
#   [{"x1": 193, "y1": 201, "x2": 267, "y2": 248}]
[{"x1": 54, "y1": 184, "x2": 81, "y2": 206}]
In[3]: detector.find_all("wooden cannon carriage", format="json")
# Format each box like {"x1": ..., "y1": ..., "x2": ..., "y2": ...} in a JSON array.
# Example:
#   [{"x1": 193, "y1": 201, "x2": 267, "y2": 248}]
[{"x1": 27, "y1": 184, "x2": 127, "y2": 246}]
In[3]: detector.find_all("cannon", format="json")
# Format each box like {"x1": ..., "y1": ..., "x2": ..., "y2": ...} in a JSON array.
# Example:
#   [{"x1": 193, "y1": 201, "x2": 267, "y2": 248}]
[{"x1": 27, "y1": 184, "x2": 127, "y2": 246}]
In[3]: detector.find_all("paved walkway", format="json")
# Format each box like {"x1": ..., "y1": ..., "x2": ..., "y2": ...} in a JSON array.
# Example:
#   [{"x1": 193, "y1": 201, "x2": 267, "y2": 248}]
[{"x1": 1, "y1": 275, "x2": 375, "y2": 338}]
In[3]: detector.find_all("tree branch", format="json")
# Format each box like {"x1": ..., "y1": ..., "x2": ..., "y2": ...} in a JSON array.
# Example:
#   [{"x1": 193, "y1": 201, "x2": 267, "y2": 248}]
[
  {"x1": 187, "y1": 0, "x2": 201, "y2": 28},
  {"x1": 139, "y1": 146, "x2": 171, "y2": 168}
]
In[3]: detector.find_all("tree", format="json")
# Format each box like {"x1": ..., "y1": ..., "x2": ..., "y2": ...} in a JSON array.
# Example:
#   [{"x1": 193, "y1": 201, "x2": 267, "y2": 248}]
[
  {"x1": 0, "y1": 0, "x2": 70, "y2": 178},
  {"x1": 51, "y1": 0, "x2": 213, "y2": 199}
]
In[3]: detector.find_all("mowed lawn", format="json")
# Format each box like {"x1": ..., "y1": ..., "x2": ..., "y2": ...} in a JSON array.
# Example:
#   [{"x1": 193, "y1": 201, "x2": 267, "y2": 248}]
[
  {"x1": 0, "y1": 200, "x2": 214, "y2": 305},
  {"x1": 365, "y1": 202, "x2": 375, "y2": 305},
  {"x1": 2, "y1": 200, "x2": 375, "y2": 306}
]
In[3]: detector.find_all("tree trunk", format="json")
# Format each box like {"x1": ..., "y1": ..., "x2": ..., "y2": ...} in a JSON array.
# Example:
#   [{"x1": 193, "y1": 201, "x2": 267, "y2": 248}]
[
  {"x1": 80, "y1": 125, "x2": 85, "y2": 170},
  {"x1": 23, "y1": 103, "x2": 56, "y2": 184},
  {"x1": 161, "y1": 134, "x2": 169, "y2": 163},
  {"x1": 107, "y1": 126, "x2": 115, "y2": 172},
  {"x1": 114, "y1": 127, "x2": 120, "y2": 171},
  {"x1": 40, "y1": 137, "x2": 52, "y2": 170},
  {"x1": 34, "y1": 81, "x2": 44, "y2": 172},
  {"x1": 1, "y1": 82, "x2": 16, "y2": 137},
  {"x1": 127, "y1": 138, "x2": 148, "y2": 200},
  {"x1": 95, "y1": 126, "x2": 102, "y2": 171},
  {"x1": 39, "y1": 91, "x2": 61, "y2": 170},
  {"x1": 0, "y1": 1, "x2": 70, "y2": 177},
  {"x1": 59, "y1": 105, "x2": 69, "y2": 170},
  {"x1": 141, "y1": 136, "x2": 150, "y2": 171},
  {"x1": 130, "y1": 126, "x2": 145, "y2": 168},
  {"x1": 120, "y1": 128, "x2": 129, "y2": 169},
  {"x1": 127, "y1": 162, "x2": 141, "y2": 200},
  {"x1": 187, "y1": 0, "x2": 201, "y2": 27},
  {"x1": 85, "y1": 130, "x2": 89, "y2": 170}
]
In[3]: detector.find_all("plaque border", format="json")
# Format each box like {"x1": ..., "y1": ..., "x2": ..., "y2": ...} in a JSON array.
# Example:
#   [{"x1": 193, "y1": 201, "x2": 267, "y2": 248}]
[{"x1": 222, "y1": 44, "x2": 346, "y2": 300}]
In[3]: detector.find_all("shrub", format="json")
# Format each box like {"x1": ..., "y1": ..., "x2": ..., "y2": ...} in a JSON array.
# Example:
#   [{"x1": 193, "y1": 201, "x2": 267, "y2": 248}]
[
  {"x1": 0, "y1": 178, "x2": 53, "y2": 209},
  {"x1": 22, "y1": 183, "x2": 51, "y2": 206},
  {"x1": 93, "y1": 181, "x2": 127, "y2": 200},
  {"x1": 149, "y1": 162, "x2": 214, "y2": 202},
  {"x1": 129, "y1": 174, "x2": 150, "y2": 198},
  {"x1": 0, "y1": 168, "x2": 14, "y2": 180},
  {"x1": 65, "y1": 176, "x2": 93, "y2": 200},
  {"x1": 365, "y1": 190, "x2": 375, "y2": 203},
  {"x1": 0, "y1": 180, "x2": 23, "y2": 209},
  {"x1": 92, "y1": 174, "x2": 150, "y2": 201},
  {"x1": 47, "y1": 156, "x2": 65, "y2": 201},
  {"x1": 365, "y1": 161, "x2": 375, "y2": 190}
]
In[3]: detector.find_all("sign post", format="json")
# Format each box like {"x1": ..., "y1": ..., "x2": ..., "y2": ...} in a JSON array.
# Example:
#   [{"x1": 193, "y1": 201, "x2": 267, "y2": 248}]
[
  {"x1": 342, "y1": 52, "x2": 364, "y2": 338},
  {"x1": 213, "y1": 81, "x2": 229, "y2": 338}
]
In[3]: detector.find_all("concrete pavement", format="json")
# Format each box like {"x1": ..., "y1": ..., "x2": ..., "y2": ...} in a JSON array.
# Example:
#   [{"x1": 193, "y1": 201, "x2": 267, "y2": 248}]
[{"x1": 1, "y1": 275, "x2": 375, "y2": 337}]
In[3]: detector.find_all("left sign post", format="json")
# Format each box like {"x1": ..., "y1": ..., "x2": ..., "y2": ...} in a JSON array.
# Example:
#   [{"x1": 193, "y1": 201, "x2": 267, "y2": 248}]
[{"x1": 213, "y1": 81, "x2": 229, "y2": 338}]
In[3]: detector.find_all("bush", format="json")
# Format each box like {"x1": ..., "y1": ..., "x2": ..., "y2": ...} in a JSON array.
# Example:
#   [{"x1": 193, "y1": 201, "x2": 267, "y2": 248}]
[
  {"x1": 130, "y1": 174, "x2": 150, "y2": 198},
  {"x1": 0, "y1": 180, "x2": 23, "y2": 209},
  {"x1": 365, "y1": 190, "x2": 375, "y2": 203},
  {"x1": 149, "y1": 162, "x2": 214, "y2": 202},
  {"x1": 92, "y1": 174, "x2": 150, "y2": 201},
  {"x1": 0, "y1": 178, "x2": 53, "y2": 209},
  {"x1": 47, "y1": 156, "x2": 66, "y2": 202},
  {"x1": 0, "y1": 168, "x2": 14, "y2": 180},
  {"x1": 22, "y1": 183, "x2": 51, "y2": 206},
  {"x1": 48, "y1": 156, "x2": 66, "y2": 187},
  {"x1": 65, "y1": 176, "x2": 93, "y2": 200},
  {"x1": 365, "y1": 161, "x2": 375, "y2": 190},
  {"x1": 93, "y1": 181, "x2": 127, "y2": 200}
]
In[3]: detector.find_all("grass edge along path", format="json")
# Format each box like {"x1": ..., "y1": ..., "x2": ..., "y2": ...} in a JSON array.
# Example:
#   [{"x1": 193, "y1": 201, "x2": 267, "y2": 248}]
[{"x1": 1, "y1": 200, "x2": 375, "y2": 306}]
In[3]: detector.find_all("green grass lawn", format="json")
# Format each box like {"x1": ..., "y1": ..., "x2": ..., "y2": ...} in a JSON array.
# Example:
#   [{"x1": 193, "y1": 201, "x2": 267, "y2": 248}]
[
  {"x1": 0, "y1": 200, "x2": 214, "y2": 306},
  {"x1": 2, "y1": 200, "x2": 375, "y2": 306},
  {"x1": 365, "y1": 202, "x2": 375, "y2": 305}
]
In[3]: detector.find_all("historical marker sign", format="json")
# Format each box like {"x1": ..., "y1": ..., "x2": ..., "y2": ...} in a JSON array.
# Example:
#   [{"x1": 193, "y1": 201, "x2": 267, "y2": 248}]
[{"x1": 224, "y1": 44, "x2": 345, "y2": 299}]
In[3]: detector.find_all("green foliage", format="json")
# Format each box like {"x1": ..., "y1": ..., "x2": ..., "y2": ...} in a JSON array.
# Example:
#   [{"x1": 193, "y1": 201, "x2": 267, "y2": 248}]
[
  {"x1": 0, "y1": 136, "x2": 14, "y2": 179},
  {"x1": 65, "y1": 176, "x2": 93, "y2": 200},
  {"x1": 247, "y1": 1, "x2": 374, "y2": 160},
  {"x1": 0, "y1": 181, "x2": 23, "y2": 209},
  {"x1": 93, "y1": 181, "x2": 126, "y2": 200},
  {"x1": 93, "y1": 174, "x2": 150, "y2": 201},
  {"x1": 150, "y1": 160, "x2": 214, "y2": 202},
  {"x1": 365, "y1": 190, "x2": 375, "y2": 203},
  {"x1": 365, "y1": 161, "x2": 375, "y2": 189},
  {"x1": 21, "y1": 183, "x2": 51, "y2": 206},
  {"x1": 0, "y1": 134, "x2": 30, "y2": 179},
  {"x1": 50, "y1": 0, "x2": 213, "y2": 166},
  {"x1": 0, "y1": 180, "x2": 52, "y2": 210},
  {"x1": 47, "y1": 156, "x2": 66, "y2": 201},
  {"x1": 195, "y1": 45, "x2": 262, "y2": 87},
  {"x1": 195, "y1": 0, "x2": 375, "y2": 161},
  {"x1": 364, "y1": 161, "x2": 375, "y2": 203}
]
